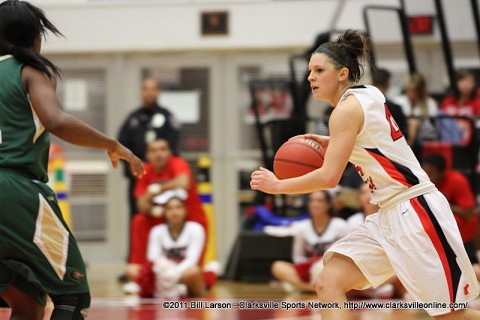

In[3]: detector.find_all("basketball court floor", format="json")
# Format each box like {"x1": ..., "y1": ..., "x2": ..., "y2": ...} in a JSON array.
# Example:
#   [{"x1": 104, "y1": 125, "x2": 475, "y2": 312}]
[
  {"x1": 0, "y1": 262, "x2": 480, "y2": 320},
  {"x1": 1, "y1": 261, "x2": 478, "y2": 320}
]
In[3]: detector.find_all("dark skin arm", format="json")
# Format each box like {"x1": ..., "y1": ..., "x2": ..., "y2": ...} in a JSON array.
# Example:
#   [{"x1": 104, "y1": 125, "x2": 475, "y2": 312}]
[
  {"x1": 22, "y1": 66, "x2": 145, "y2": 178},
  {"x1": 136, "y1": 173, "x2": 189, "y2": 215}
]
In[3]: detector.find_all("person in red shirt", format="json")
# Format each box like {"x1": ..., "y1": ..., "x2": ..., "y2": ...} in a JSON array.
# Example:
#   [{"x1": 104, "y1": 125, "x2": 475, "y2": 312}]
[
  {"x1": 125, "y1": 138, "x2": 207, "y2": 281},
  {"x1": 441, "y1": 69, "x2": 480, "y2": 117},
  {"x1": 422, "y1": 153, "x2": 480, "y2": 279}
]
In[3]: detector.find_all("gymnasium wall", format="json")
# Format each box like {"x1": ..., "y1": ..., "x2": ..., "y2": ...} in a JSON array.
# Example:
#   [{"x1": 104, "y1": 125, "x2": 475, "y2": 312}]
[{"x1": 35, "y1": 0, "x2": 480, "y2": 53}]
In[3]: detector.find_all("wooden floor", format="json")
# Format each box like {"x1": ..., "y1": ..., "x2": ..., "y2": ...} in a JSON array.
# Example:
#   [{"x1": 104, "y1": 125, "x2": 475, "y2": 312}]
[{"x1": 0, "y1": 261, "x2": 478, "y2": 319}]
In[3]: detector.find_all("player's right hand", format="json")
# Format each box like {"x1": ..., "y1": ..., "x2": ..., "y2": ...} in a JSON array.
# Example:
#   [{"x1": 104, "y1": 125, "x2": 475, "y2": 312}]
[
  {"x1": 290, "y1": 134, "x2": 330, "y2": 148},
  {"x1": 250, "y1": 167, "x2": 281, "y2": 194},
  {"x1": 108, "y1": 141, "x2": 146, "y2": 178}
]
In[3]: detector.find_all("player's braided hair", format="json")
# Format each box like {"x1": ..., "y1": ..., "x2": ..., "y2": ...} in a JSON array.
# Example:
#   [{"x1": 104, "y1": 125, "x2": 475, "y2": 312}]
[
  {"x1": 314, "y1": 29, "x2": 370, "y2": 83},
  {"x1": 0, "y1": 0, "x2": 63, "y2": 79}
]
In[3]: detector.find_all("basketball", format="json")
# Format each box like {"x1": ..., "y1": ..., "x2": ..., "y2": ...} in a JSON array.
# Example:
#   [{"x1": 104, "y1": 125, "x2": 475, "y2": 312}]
[{"x1": 273, "y1": 138, "x2": 326, "y2": 179}]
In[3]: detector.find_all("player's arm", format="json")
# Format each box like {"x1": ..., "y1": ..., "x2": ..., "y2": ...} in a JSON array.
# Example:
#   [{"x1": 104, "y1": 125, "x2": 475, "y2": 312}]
[
  {"x1": 250, "y1": 96, "x2": 363, "y2": 194},
  {"x1": 23, "y1": 66, "x2": 145, "y2": 177}
]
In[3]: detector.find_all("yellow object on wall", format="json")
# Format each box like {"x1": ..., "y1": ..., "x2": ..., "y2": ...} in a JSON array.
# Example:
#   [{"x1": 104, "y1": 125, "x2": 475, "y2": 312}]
[
  {"x1": 48, "y1": 143, "x2": 73, "y2": 230},
  {"x1": 197, "y1": 153, "x2": 217, "y2": 264}
]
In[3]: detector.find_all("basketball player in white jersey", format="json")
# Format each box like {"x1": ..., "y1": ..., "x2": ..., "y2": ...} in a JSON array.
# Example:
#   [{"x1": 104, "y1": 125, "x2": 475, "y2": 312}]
[
  {"x1": 251, "y1": 29, "x2": 480, "y2": 320},
  {"x1": 272, "y1": 190, "x2": 348, "y2": 293}
]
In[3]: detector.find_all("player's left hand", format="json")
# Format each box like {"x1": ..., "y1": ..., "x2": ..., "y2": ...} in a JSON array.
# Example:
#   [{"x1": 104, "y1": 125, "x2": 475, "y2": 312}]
[{"x1": 250, "y1": 167, "x2": 281, "y2": 194}]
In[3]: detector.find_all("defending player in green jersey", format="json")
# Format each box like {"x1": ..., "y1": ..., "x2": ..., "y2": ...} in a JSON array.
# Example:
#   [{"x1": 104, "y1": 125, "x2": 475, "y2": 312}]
[{"x1": 0, "y1": 1, "x2": 145, "y2": 319}]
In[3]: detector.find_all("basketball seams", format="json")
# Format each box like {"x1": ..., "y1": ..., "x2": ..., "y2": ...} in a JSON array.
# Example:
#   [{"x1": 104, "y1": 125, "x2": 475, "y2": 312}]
[
  {"x1": 275, "y1": 140, "x2": 325, "y2": 160},
  {"x1": 274, "y1": 159, "x2": 319, "y2": 169}
]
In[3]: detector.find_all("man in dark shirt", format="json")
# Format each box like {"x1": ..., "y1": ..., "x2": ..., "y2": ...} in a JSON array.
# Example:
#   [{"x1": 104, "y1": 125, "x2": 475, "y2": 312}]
[
  {"x1": 372, "y1": 68, "x2": 408, "y2": 141},
  {"x1": 118, "y1": 78, "x2": 181, "y2": 218}
]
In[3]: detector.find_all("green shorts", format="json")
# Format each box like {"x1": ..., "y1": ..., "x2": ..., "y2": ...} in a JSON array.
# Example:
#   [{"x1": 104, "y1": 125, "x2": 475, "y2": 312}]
[{"x1": 0, "y1": 168, "x2": 89, "y2": 306}]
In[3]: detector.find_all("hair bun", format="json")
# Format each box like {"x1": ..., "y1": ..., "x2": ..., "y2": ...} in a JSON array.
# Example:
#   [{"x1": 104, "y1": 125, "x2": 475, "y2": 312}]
[
  {"x1": 336, "y1": 29, "x2": 367, "y2": 60},
  {"x1": 313, "y1": 29, "x2": 370, "y2": 82}
]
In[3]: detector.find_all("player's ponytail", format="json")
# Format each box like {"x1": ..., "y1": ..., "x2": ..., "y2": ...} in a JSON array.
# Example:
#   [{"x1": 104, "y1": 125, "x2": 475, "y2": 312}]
[
  {"x1": 314, "y1": 29, "x2": 370, "y2": 83},
  {"x1": 0, "y1": 0, "x2": 62, "y2": 79}
]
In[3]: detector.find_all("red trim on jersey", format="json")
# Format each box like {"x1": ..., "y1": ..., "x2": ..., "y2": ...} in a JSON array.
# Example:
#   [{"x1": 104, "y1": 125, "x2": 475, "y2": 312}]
[
  {"x1": 385, "y1": 104, "x2": 403, "y2": 141},
  {"x1": 366, "y1": 149, "x2": 411, "y2": 187},
  {"x1": 410, "y1": 197, "x2": 454, "y2": 308}
]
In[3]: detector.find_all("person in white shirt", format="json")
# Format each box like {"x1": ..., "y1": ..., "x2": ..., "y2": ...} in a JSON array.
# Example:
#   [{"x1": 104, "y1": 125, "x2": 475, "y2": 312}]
[
  {"x1": 393, "y1": 73, "x2": 438, "y2": 118},
  {"x1": 146, "y1": 196, "x2": 205, "y2": 297},
  {"x1": 392, "y1": 73, "x2": 438, "y2": 150},
  {"x1": 271, "y1": 191, "x2": 348, "y2": 292}
]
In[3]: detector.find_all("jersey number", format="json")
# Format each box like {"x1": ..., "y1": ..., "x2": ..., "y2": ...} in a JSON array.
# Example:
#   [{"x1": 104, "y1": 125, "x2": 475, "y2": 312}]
[{"x1": 385, "y1": 104, "x2": 403, "y2": 141}]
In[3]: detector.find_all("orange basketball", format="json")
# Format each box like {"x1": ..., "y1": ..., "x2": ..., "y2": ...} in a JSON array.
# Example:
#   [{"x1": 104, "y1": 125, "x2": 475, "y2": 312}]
[{"x1": 273, "y1": 138, "x2": 326, "y2": 179}]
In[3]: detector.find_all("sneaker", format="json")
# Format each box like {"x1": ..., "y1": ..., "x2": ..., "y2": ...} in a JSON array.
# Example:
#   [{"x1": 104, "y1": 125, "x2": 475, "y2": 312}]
[
  {"x1": 123, "y1": 281, "x2": 140, "y2": 295},
  {"x1": 281, "y1": 282, "x2": 299, "y2": 293},
  {"x1": 117, "y1": 273, "x2": 129, "y2": 284}
]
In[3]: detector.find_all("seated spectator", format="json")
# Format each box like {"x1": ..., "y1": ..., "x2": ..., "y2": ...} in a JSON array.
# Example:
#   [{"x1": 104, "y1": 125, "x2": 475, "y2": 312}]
[
  {"x1": 440, "y1": 69, "x2": 480, "y2": 144},
  {"x1": 271, "y1": 191, "x2": 348, "y2": 293},
  {"x1": 422, "y1": 153, "x2": 480, "y2": 279},
  {"x1": 137, "y1": 196, "x2": 205, "y2": 298},
  {"x1": 394, "y1": 73, "x2": 438, "y2": 118},
  {"x1": 441, "y1": 69, "x2": 480, "y2": 117},
  {"x1": 372, "y1": 68, "x2": 408, "y2": 140},
  {"x1": 393, "y1": 73, "x2": 438, "y2": 159},
  {"x1": 125, "y1": 138, "x2": 207, "y2": 281}
]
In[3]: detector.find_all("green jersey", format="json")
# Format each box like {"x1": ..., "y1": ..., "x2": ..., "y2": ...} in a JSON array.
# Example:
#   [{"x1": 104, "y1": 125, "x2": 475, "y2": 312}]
[{"x1": 0, "y1": 55, "x2": 50, "y2": 182}]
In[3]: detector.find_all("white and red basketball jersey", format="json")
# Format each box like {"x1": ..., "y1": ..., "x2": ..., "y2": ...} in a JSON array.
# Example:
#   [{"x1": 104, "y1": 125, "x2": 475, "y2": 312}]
[
  {"x1": 147, "y1": 221, "x2": 205, "y2": 273},
  {"x1": 339, "y1": 85, "x2": 435, "y2": 208},
  {"x1": 292, "y1": 217, "x2": 349, "y2": 264}
]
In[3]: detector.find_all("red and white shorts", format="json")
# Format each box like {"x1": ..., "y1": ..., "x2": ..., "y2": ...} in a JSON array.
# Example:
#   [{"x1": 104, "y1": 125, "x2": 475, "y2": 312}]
[
  {"x1": 294, "y1": 257, "x2": 321, "y2": 283},
  {"x1": 324, "y1": 190, "x2": 479, "y2": 317}
]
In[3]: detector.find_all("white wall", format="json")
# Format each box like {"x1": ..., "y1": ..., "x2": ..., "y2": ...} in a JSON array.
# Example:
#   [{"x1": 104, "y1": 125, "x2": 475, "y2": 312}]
[
  {"x1": 33, "y1": 0, "x2": 480, "y2": 54},
  {"x1": 36, "y1": 0, "x2": 401, "y2": 53}
]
